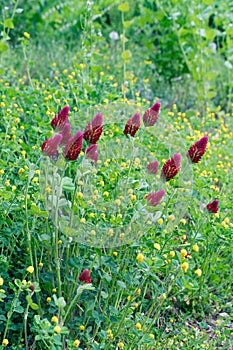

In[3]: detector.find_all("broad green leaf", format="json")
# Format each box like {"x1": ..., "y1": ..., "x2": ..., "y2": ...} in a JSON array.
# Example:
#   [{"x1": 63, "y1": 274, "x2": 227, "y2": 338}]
[
  {"x1": 117, "y1": 281, "x2": 126, "y2": 289},
  {"x1": 4, "y1": 18, "x2": 14, "y2": 29},
  {"x1": 0, "y1": 41, "x2": 8, "y2": 53},
  {"x1": 62, "y1": 177, "x2": 75, "y2": 191},
  {"x1": 118, "y1": 2, "x2": 129, "y2": 12},
  {"x1": 207, "y1": 90, "x2": 217, "y2": 99}
]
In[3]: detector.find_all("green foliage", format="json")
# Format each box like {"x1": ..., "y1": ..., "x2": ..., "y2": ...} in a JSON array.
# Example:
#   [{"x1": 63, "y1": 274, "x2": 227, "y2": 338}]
[{"x1": 0, "y1": 0, "x2": 233, "y2": 349}]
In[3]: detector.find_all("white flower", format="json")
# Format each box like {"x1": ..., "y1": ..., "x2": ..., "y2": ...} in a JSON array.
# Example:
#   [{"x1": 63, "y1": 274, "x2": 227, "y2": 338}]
[{"x1": 109, "y1": 31, "x2": 119, "y2": 40}]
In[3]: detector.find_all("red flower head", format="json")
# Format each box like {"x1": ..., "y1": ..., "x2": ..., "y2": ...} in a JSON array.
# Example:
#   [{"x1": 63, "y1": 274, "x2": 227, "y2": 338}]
[
  {"x1": 86, "y1": 144, "x2": 98, "y2": 163},
  {"x1": 187, "y1": 136, "x2": 208, "y2": 163},
  {"x1": 161, "y1": 153, "x2": 181, "y2": 181},
  {"x1": 41, "y1": 134, "x2": 63, "y2": 157},
  {"x1": 124, "y1": 112, "x2": 140, "y2": 137},
  {"x1": 83, "y1": 113, "x2": 103, "y2": 144},
  {"x1": 143, "y1": 102, "x2": 160, "y2": 127},
  {"x1": 60, "y1": 123, "x2": 71, "y2": 145},
  {"x1": 79, "y1": 269, "x2": 91, "y2": 284},
  {"x1": 51, "y1": 106, "x2": 70, "y2": 131},
  {"x1": 63, "y1": 130, "x2": 83, "y2": 161},
  {"x1": 146, "y1": 190, "x2": 166, "y2": 207},
  {"x1": 206, "y1": 199, "x2": 219, "y2": 213},
  {"x1": 147, "y1": 160, "x2": 159, "y2": 174}
]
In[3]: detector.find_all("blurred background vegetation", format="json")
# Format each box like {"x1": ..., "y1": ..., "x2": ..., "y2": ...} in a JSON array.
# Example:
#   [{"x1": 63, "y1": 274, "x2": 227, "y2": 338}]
[{"x1": 1, "y1": 0, "x2": 233, "y2": 109}]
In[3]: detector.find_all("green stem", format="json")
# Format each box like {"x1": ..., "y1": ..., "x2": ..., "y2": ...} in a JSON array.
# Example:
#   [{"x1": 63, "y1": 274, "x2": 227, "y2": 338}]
[
  {"x1": 22, "y1": 45, "x2": 34, "y2": 89},
  {"x1": 3, "y1": 286, "x2": 22, "y2": 339}
]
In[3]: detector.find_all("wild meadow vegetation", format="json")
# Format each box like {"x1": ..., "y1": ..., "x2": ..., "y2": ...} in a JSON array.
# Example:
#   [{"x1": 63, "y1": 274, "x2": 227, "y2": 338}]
[{"x1": 0, "y1": 0, "x2": 233, "y2": 349}]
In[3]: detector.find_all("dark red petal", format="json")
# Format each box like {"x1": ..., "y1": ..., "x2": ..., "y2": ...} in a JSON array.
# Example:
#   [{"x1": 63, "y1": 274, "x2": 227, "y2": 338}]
[
  {"x1": 63, "y1": 130, "x2": 83, "y2": 161},
  {"x1": 146, "y1": 190, "x2": 166, "y2": 206}
]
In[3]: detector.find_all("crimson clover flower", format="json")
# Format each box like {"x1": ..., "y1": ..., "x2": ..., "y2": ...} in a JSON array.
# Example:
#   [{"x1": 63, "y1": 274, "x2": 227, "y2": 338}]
[
  {"x1": 146, "y1": 190, "x2": 166, "y2": 206},
  {"x1": 147, "y1": 160, "x2": 159, "y2": 174},
  {"x1": 161, "y1": 153, "x2": 181, "y2": 181},
  {"x1": 51, "y1": 106, "x2": 69, "y2": 131},
  {"x1": 41, "y1": 134, "x2": 63, "y2": 157},
  {"x1": 79, "y1": 269, "x2": 91, "y2": 283},
  {"x1": 187, "y1": 136, "x2": 208, "y2": 163},
  {"x1": 124, "y1": 112, "x2": 140, "y2": 137},
  {"x1": 143, "y1": 102, "x2": 160, "y2": 127},
  {"x1": 60, "y1": 123, "x2": 71, "y2": 145},
  {"x1": 86, "y1": 144, "x2": 98, "y2": 163},
  {"x1": 63, "y1": 130, "x2": 83, "y2": 161},
  {"x1": 83, "y1": 113, "x2": 103, "y2": 144},
  {"x1": 206, "y1": 199, "x2": 219, "y2": 213}
]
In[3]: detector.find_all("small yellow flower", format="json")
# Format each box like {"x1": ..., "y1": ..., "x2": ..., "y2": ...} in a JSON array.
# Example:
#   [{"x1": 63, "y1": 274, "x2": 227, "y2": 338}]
[
  {"x1": 73, "y1": 339, "x2": 80, "y2": 347},
  {"x1": 58, "y1": 240, "x2": 62, "y2": 245},
  {"x1": 135, "y1": 322, "x2": 142, "y2": 330},
  {"x1": 0, "y1": 277, "x2": 4, "y2": 286},
  {"x1": 2, "y1": 339, "x2": 9, "y2": 346},
  {"x1": 80, "y1": 325, "x2": 85, "y2": 331},
  {"x1": 180, "y1": 262, "x2": 189, "y2": 272},
  {"x1": 180, "y1": 249, "x2": 187, "y2": 259},
  {"x1": 52, "y1": 288, "x2": 57, "y2": 293},
  {"x1": 103, "y1": 191, "x2": 109, "y2": 197},
  {"x1": 80, "y1": 218, "x2": 86, "y2": 223},
  {"x1": 167, "y1": 214, "x2": 175, "y2": 221},
  {"x1": 12, "y1": 185, "x2": 16, "y2": 191},
  {"x1": 54, "y1": 325, "x2": 61, "y2": 334},
  {"x1": 113, "y1": 251, "x2": 118, "y2": 257},
  {"x1": 0, "y1": 169, "x2": 4, "y2": 175},
  {"x1": 194, "y1": 269, "x2": 202, "y2": 277},
  {"x1": 46, "y1": 297, "x2": 52, "y2": 302},
  {"x1": 77, "y1": 192, "x2": 83, "y2": 198},
  {"x1": 136, "y1": 253, "x2": 144, "y2": 263},
  {"x1": 100, "y1": 180, "x2": 104, "y2": 186},
  {"x1": 118, "y1": 342, "x2": 124, "y2": 348},
  {"x1": 149, "y1": 333, "x2": 155, "y2": 339},
  {"x1": 26, "y1": 266, "x2": 34, "y2": 274},
  {"x1": 18, "y1": 168, "x2": 25, "y2": 174},
  {"x1": 180, "y1": 218, "x2": 187, "y2": 225},
  {"x1": 24, "y1": 32, "x2": 30, "y2": 39},
  {"x1": 169, "y1": 251, "x2": 175, "y2": 258},
  {"x1": 127, "y1": 295, "x2": 131, "y2": 301},
  {"x1": 5, "y1": 180, "x2": 10, "y2": 186},
  {"x1": 154, "y1": 243, "x2": 161, "y2": 251},
  {"x1": 136, "y1": 288, "x2": 141, "y2": 296},
  {"x1": 157, "y1": 218, "x2": 163, "y2": 225},
  {"x1": 192, "y1": 244, "x2": 199, "y2": 252},
  {"x1": 38, "y1": 262, "x2": 43, "y2": 268},
  {"x1": 51, "y1": 316, "x2": 59, "y2": 323}
]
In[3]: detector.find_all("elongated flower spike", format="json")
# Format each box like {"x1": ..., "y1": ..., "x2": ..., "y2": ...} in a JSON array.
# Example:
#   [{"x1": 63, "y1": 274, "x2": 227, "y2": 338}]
[
  {"x1": 60, "y1": 123, "x2": 71, "y2": 145},
  {"x1": 206, "y1": 199, "x2": 219, "y2": 213},
  {"x1": 146, "y1": 190, "x2": 166, "y2": 207},
  {"x1": 79, "y1": 269, "x2": 91, "y2": 283},
  {"x1": 51, "y1": 106, "x2": 69, "y2": 131},
  {"x1": 41, "y1": 134, "x2": 63, "y2": 157},
  {"x1": 83, "y1": 113, "x2": 103, "y2": 144},
  {"x1": 147, "y1": 160, "x2": 159, "y2": 174},
  {"x1": 161, "y1": 153, "x2": 181, "y2": 181},
  {"x1": 124, "y1": 112, "x2": 140, "y2": 137},
  {"x1": 187, "y1": 136, "x2": 208, "y2": 163},
  {"x1": 63, "y1": 130, "x2": 83, "y2": 161},
  {"x1": 86, "y1": 144, "x2": 98, "y2": 163},
  {"x1": 143, "y1": 102, "x2": 160, "y2": 127}
]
